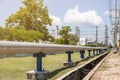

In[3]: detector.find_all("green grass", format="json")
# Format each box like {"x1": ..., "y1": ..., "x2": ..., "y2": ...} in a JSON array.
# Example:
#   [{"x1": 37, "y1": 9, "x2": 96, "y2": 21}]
[
  {"x1": 0, "y1": 57, "x2": 35, "y2": 80},
  {"x1": 0, "y1": 51, "x2": 95, "y2": 80}
]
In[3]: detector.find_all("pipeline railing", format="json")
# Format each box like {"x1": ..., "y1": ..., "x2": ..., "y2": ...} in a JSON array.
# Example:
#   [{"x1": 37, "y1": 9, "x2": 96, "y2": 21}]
[{"x1": 0, "y1": 41, "x2": 107, "y2": 80}]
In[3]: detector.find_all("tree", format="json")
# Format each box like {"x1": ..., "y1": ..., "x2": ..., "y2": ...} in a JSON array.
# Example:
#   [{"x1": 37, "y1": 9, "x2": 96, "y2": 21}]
[
  {"x1": 5, "y1": 0, "x2": 52, "y2": 40},
  {"x1": 0, "y1": 27, "x2": 44, "y2": 42},
  {"x1": 59, "y1": 26, "x2": 71, "y2": 44},
  {"x1": 0, "y1": 27, "x2": 4, "y2": 40},
  {"x1": 55, "y1": 38, "x2": 64, "y2": 44},
  {"x1": 68, "y1": 34, "x2": 77, "y2": 45},
  {"x1": 58, "y1": 26, "x2": 78, "y2": 45}
]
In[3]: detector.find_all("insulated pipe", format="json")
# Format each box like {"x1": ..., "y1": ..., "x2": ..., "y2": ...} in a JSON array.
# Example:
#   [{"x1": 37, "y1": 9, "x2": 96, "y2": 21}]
[{"x1": 0, "y1": 41, "x2": 107, "y2": 55}]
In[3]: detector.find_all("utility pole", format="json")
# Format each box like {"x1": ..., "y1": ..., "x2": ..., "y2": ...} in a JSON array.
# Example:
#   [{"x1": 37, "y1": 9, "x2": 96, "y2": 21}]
[
  {"x1": 56, "y1": 25, "x2": 59, "y2": 39},
  {"x1": 105, "y1": 25, "x2": 108, "y2": 48},
  {"x1": 96, "y1": 26, "x2": 98, "y2": 47},
  {"x1": 114, "y1": 0, "x2": 118, "y2": 48},
  {"x1": 109, "y1": 0, "x2": 119, "y2": 48},
  {"x1": 118, "y1": 5, "x2": 120, "y2": 55},
  {"x1": 52, "y1": 29, "x2": 55, "y2": 38},
  {"x1": 76, "y1": 26, "x2": 80, "y2": 44}
]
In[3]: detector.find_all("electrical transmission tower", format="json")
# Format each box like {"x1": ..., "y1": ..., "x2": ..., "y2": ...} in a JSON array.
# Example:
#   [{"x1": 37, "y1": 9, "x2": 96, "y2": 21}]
[{"x1": 109, "y1": 0, "x2": 120, "y2": 47}]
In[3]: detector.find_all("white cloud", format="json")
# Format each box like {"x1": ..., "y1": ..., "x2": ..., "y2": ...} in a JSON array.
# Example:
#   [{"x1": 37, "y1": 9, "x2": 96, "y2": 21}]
[
  {"x1": 104, "y1": 10, "x2": 119, "y2": 18},
  {"x1": 49, "y1": 15, "x2": 62, "y2": 26},
  {"x1": 103, "y1": 10, "x2": 110, "y2": 15},
  {"x1": 47, "y1": 15, "x2": 62, "y2": 35},
  {"x1": 64, "y1": 4, "x2": 104, "y2": 26}
]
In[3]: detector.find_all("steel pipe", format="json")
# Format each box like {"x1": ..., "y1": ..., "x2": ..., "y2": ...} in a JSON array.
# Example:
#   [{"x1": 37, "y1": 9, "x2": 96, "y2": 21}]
[{"x1": 0, "y1": 41, "x2": 106, "y2": 55}]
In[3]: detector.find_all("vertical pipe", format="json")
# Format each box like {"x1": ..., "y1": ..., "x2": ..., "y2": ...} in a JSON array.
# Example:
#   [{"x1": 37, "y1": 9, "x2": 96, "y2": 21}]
[
  {"x1": 93, "y1": 50, "x2": 95, "y2": 56},
  {"x1": 68, "y1": 52, "x2": 71, "y2": 62},
  {"x1": 96, "y1": 50, "x2": 98, "y2": 55},
  {"x1": 99, "y1": 49, "x2": 101, "y2": 54},
  {"x1": 37, "y1": 57, "x2": 42, "y2": 71},
  {"x1": 33, "y1": 53, "x2": 46, "y2": 72},
  {"x1": 66, "y1": 51, "x2": 73, "y2": 62},
  {"x1": 88, "y1": 50, "x2": 91, "y2": 57},
  {"x1": 79, "y1": 50, "x2": 85, "y2": 60}
]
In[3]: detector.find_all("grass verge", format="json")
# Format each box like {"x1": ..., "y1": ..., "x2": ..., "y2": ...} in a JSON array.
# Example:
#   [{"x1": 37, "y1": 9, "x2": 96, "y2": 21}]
[{"x1": 0, "y1": 51, "x2": 96, "y2": 80}]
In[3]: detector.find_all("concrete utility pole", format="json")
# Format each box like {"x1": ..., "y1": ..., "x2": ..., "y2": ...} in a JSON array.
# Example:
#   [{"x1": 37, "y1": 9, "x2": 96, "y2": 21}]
[
  {"x1": 56, "y1": 25, "x2": 59, "y2": 39},
  {"x1": 76, "y1": 26, "x2": 80, "y2": 43},
  {"x1": 96, "y1": 26, "x2": 98, "y2": 47},
  {"x1": 52, "y1": 29, "x2": 55, "y2": 38},
  {"x1": 105, "y1": 25, "x2": 108, "y2": 48}
]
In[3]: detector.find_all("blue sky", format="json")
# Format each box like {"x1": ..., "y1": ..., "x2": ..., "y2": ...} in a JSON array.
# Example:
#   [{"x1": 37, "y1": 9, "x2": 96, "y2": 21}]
[
  {"x1": 0, "y1": 0, "x2": 111, "y2": 42},
  {"x1": 44, "y1": 0, "x2": 110, "y2": 41},
  {"x1": 44, "y1": 0, "x2": 110, "y2": 23}
]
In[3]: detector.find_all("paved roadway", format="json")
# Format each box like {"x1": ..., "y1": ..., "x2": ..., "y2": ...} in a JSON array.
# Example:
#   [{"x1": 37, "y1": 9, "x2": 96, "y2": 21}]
[{"x1": 90, "y1": 51, "x2": 120, "y2": 80}]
